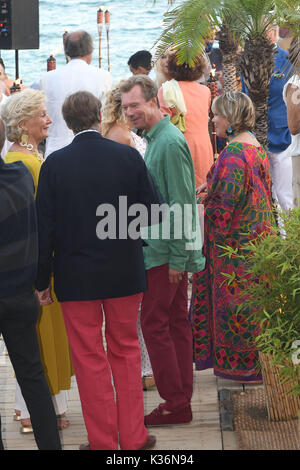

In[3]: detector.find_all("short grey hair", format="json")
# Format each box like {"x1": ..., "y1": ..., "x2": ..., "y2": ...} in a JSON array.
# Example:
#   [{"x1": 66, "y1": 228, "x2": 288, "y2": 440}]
[
  {"x1": 120, "y1": 74, "x2": 158, "y2": 102},
  {"x1": 0, "y1": 88, "x2": 46, "y2": 143},
  {"x1": 212, "y1": 91, "x2": 255, "y2": 134},
  {"x1": 64, "y1": 30, "x2": 93, "y2": 58}
]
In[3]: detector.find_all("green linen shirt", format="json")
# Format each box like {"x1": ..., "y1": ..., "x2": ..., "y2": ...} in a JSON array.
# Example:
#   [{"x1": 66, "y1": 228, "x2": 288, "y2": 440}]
[{"x1": 141, "y1": 115, "x2": 205, "y2": 273}]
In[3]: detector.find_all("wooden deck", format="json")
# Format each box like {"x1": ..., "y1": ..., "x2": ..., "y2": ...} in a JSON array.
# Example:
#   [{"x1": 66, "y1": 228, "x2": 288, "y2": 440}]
[{"x1": 0, "y1": 349, "x2": 223, "y2": 450}]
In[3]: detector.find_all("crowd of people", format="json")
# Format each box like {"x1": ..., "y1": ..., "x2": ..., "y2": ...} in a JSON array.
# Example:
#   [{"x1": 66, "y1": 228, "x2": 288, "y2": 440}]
[{"x1": 0, "y1": 25, "x2": 299, "y2": 451}]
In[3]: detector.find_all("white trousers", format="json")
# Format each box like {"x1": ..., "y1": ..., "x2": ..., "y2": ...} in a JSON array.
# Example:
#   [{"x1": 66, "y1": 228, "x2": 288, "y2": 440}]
[
  {"x1": 292, "y1": 155, "x2": 300, "y2": 208},
  {"x1": 15, "y1": 381, "x2": 68, "y2": 419},
  {"x1": 137, "y1": 309, "x2": 152, "y2": 377},
  {"x1": 268, "y1": 147, "x2": 294, "y2": 212}
]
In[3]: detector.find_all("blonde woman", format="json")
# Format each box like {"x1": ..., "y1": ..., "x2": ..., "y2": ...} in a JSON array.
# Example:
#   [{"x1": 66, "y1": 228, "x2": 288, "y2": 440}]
[
  {"x1": 102, "y1": 80, "x2": 148, "y2": 163},
  {"x1": 1, "y1": 88, "x2": 73, "y2": 433},
  {"x1": 102, "y1": 82, "x2": 155, "y2": 390}
]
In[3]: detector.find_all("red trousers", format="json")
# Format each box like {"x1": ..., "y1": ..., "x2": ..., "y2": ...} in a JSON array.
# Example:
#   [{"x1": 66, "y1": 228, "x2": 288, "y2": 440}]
[
  {"x1": 61, "y1": 293, "x2": 148, "y2": 450},
  {"x1": 141, "y1": 264, "x2": 193, "y2": 412}
]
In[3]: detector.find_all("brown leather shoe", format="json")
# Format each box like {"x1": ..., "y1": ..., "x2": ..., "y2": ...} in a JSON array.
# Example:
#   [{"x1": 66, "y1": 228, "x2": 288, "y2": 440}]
[
  {"x1": 145, "y1": 404, "x2": 192, "y2": 426},
  {"x1": 138, "y1": 434, "x2": 156, "y2": 450},
  {"x1": 79, "y1": 443, "x2": 90, "y2": 450}
]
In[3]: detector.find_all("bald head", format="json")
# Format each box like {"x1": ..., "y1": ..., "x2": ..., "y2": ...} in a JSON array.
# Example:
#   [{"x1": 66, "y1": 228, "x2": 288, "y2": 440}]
[
  {"x1": 0, "y1": 119, "x2": 5, "y2": 153},
  {"x1": 64, "y1": 30, "x2": 93, "y2": 61}
]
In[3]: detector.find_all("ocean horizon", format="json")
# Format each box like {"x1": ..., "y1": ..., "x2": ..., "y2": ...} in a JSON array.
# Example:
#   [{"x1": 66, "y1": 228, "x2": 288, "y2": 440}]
[{"x1": 0, "y1": 0, "x2": 168, "y2": 86}]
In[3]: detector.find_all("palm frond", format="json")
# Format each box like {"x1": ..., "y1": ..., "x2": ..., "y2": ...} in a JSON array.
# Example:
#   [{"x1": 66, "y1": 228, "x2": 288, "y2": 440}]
[
  {"x1": 152, "y1": 0, "x2": 286, "y2": 64},
  {"x1": 153, "y1": 0, "x2": 224, "y2": 65},
  {"x1": 274, "y1": 0, "x2": 300, "y2": 38}
]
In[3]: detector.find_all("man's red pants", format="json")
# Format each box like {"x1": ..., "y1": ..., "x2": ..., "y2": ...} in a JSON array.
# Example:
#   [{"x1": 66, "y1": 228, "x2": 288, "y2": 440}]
[
  {"x1": 141, "y1": 264, "x2": 193, "y2": 412},
  {"x1": 61, "y1": 293, "x2": 148, "y2": 450}
]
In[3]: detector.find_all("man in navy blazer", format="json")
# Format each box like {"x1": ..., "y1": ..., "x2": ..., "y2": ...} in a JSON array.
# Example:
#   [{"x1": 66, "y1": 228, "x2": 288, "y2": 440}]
[
  {"x1": 35, "y1": 91, "x2": 161, "y2": 450},
  {"x1": 242, "y1": 24, "x2": 293, "y2": 211}
]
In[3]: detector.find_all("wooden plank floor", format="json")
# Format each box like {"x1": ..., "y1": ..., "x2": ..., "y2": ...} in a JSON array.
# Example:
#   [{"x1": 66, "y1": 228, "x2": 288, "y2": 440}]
[{"x1": 0, "y1": 350, "x2": 222, "y2": 450}]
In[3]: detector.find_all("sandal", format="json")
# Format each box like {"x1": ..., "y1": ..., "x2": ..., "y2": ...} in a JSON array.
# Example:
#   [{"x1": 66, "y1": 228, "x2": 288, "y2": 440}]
[
  {"x1": 142, "y1": 375, "x2": 156, "y2": 391},
  {"x1": 14, "y1": 410, "x2": 21, "y2": 421},
  {"x1": 20, "y1": 418, "x2": 33, "y2": 434}
]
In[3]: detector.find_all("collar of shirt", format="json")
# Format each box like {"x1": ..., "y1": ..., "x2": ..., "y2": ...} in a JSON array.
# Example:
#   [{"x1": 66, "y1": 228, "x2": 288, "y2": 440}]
[
  {"x1": 75, "y1": 129, "x2": 101, "y2": 137},
  {"x1": 70, "y1": 58, "x2": 86, "y2": 62},
  {"x1": 68, "y1": 58, "x2": 88, "y2": 67},
  {"x1": 142, "y1": 115, "x2": 170, "y2": 143}
]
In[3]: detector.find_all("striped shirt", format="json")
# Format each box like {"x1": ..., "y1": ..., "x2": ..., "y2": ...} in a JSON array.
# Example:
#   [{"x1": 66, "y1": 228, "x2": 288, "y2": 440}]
[{"x1": 0, "y1": 158, "x2": 38, "y2": 298}]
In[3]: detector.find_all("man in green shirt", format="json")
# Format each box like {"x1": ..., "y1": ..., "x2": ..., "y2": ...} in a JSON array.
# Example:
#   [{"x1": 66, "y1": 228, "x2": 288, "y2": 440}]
[{"x1": 121, "y1": 76, "x2": 205, "y2": 426}]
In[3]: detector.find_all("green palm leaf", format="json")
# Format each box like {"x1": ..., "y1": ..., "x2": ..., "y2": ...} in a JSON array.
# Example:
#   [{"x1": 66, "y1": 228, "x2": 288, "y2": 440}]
[{"x1": 152, "y1": 0, "x2": 299, "y2": 148}]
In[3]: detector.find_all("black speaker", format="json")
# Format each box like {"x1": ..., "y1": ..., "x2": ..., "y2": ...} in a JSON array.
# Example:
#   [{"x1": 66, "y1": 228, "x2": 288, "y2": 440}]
[{"x1": 0, "y1": 0, "x2": 39, "y2": 50}]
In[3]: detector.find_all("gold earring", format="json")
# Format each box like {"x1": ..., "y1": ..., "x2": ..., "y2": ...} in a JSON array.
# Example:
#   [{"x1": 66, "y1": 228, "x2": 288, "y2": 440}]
[
  {"x1": 20, "y1": 133, "x2": 28, "y2": 146},
  {"x1": 20, "y1": 132, "x2": 33, "y2": 151}
]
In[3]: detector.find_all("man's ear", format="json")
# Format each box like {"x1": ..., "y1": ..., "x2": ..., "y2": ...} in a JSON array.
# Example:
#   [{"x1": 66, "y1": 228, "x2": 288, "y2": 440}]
[{"x1": 98, "y1": 111, "x2": 102, "y2": 124}]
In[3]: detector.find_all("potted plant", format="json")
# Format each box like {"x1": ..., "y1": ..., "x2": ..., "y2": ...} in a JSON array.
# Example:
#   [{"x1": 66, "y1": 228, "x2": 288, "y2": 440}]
[{"x1": 222, "y1": 207, "x2": 300, "y2": 421}]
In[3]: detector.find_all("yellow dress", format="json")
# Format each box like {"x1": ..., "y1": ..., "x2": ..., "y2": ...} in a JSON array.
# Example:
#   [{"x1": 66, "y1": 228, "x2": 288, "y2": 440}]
[{"x1": 4, "y1": 151, "x2": 74, "y2": 395}]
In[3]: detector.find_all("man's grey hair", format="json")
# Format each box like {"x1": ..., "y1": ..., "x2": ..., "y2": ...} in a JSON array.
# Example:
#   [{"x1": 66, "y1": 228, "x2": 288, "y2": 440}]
[
  {"x1": 64, "y1": 31, "x2": 93, "y2": 58},
  {"x1": 120, "y1": 75, "x2": 158, "y2": 102}
]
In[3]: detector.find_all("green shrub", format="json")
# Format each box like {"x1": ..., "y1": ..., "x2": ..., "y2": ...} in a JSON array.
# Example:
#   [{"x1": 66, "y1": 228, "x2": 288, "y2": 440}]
[{"x1": 221, "y1": 207, "x2": 300, "y2": 395}]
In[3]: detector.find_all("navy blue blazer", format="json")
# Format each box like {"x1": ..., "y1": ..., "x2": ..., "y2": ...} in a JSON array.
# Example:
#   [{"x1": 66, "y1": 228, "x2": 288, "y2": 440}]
[
  {"x1": 35, "y1": 131, "x2": 162, "y2": 302},
  {"x1": 241, "y1": 45, "x2": 292, "y2": 153},
  {"x1": 0, "y1": 159, "x2": 37, "y2": 298}
]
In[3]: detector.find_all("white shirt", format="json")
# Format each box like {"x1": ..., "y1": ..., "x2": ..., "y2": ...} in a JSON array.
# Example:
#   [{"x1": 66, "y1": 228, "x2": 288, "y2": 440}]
[
  {"x1": 40, "y1": 58, "x2": 113, "y2": 158},
  {"x1": 283, "y1": 74, "x2": 300, "y2": 157}
]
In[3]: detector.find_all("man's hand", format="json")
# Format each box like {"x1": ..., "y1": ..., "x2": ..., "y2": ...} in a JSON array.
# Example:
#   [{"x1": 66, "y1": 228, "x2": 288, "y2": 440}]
[
  {"x1": 169, "y1": 268, "x2": 184, "y2": 284},
  {"x1": 35, "y1": 287, "x2": 53, "y2": 306}
]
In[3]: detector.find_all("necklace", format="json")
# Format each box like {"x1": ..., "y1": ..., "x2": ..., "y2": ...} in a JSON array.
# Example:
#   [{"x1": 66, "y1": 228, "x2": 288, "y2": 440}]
[
  {"x1": 32, "y1": 150, "x2": 44, "y2": 163},
  {"x1": 19, "y1": 142, "x2": 44, "y2": 163},
  {"x1": 247, "y1": 130, "x2": 256, "y2": 139},
  {"x1": 228, "y1": 130, "x2": 256, "y2": 143}
]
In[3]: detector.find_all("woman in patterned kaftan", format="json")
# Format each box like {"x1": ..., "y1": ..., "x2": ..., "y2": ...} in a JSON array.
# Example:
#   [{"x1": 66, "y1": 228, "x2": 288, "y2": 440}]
[{"x1": 191, "y1": 92, "x2": 275, "y2": 382}]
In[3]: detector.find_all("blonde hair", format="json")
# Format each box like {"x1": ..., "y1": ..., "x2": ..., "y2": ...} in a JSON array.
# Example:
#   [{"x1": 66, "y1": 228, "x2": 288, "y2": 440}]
[
  {"x1": 212, "y1": 92, "x2": 255, "y2": 134},
  {"x1": 101, "y1": 80, "x2": 128, "y2": 137},
  {"x1": 0, "y1": 88, "x2": 46, "y2": 143}
]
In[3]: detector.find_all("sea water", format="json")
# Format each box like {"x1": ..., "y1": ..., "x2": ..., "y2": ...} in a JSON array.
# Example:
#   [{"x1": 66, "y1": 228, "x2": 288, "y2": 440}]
[{"x1": 0, "y1": 0, "x2": 168, "y2": 85}]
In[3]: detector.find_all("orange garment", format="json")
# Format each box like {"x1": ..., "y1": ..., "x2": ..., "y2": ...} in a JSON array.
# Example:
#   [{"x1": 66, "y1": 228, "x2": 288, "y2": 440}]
[{"x1": 158, "y1": 81, "x2": 213, "y2": 187}]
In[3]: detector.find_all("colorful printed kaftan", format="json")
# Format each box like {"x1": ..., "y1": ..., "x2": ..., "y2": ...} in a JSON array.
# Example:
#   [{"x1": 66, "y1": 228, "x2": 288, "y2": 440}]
[{"x1": 191, "y1": 142, "x2": 275, "y2": 381}]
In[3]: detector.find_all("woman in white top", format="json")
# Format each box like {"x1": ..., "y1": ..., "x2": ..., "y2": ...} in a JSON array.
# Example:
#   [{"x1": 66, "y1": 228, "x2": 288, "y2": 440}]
[{"x1": 283, "y1": 70, "x2": 300, "y2": 207}]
